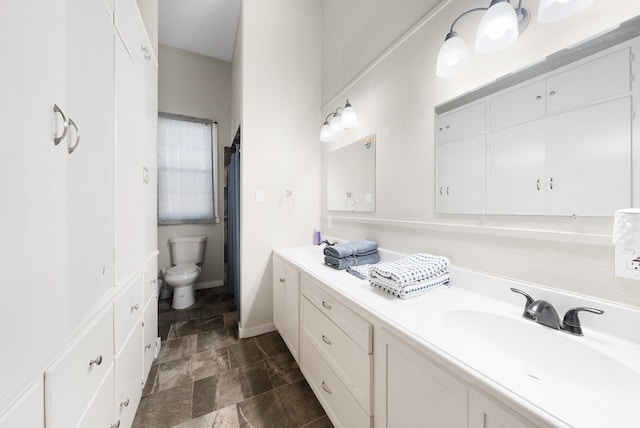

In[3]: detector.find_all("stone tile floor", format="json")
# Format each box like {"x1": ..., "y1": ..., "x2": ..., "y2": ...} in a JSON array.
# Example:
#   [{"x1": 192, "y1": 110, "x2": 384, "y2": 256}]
[{"x1": 133, "y1": 287, "x2": 333, "y2": 428}]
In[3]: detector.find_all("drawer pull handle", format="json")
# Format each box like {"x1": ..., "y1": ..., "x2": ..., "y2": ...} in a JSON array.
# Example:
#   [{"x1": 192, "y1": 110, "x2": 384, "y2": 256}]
[
  {"x1": 151, "y1": 278, "x2": 157, "y2": 284},
  {"x1": 145, "y1": 343, "x2": 152, "y2": 350},
  {"x1": 120, "y1": 398, "x2": 130, "y2": 408},
  {"x1": 322, "y1": 381, "x2": 332, "y2": 394},
  {"x1": 53, "y1": 104, "x2": 68, "y2": 145},
  {"x1": 89, "y1": 355, "x2": 103, "y2": 367},
  {"x1": 131, "y1": 304, "x2": 139, "y2": 311},
  {"x1": 322, "y1": 301, "x2": 332, "y2": 310},
  {"x1": 322, "y1": 335, "x2": 332, "y2": 345},
  {"x1": 111, "y1": 421, "x2": 121, "y2": 428},
  {"x1": 279, "y1": 278, "x2": 285, "y2": 283}
]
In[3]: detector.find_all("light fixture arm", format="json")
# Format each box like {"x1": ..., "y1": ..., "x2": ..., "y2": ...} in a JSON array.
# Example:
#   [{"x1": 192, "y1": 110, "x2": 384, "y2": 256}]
[{"x1": 448, "y1": 7, "x2": 488, "y2": 34}]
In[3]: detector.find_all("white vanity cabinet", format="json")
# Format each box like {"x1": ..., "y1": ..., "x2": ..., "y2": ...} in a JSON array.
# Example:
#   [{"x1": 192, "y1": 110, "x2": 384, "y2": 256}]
[
  {"x1": 374, "y1": 328, "x2": 467, "y2": 428},
  {"x1": 300, "y1": 274, "x2": 373, "y2": 427},
  {"x1": 273, "y1": 255, "x2": 301, "y2": 361},
  {"x1": 469, "y1": 387, "x2": 538, "y2": 428}
]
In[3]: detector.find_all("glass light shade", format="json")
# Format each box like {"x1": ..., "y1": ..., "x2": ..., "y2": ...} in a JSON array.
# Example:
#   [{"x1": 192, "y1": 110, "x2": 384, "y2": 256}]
[
  {"x1": 329, "y1": 113, "x2": 344, "y2": 134},
  {"x1": 341, "y1": 104, "x2": 358, "y2": 128},
  {"x1": 436, "y1": 32, "x2": 469, "y2": 77},
  {"x1": 475, "y1": 0, "x2": 519, "y2": 53},
  {"x1": 538, "y1": 0, "x2": 594, "y2": 23},
  {"x1": 320, "y1": 123, "x2": 334, "y2": 142}
]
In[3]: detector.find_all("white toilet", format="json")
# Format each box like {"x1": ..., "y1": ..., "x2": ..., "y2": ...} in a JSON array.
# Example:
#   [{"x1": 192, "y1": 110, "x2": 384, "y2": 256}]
[{"x1": 165, "y1": 235, "x2": 207, "y2": 309}]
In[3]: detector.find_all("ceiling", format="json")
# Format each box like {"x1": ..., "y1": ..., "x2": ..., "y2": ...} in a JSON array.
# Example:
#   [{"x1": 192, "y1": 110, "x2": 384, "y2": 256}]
[{"x1": 158, "y1": 0, "x2": 241, "y2": 62}]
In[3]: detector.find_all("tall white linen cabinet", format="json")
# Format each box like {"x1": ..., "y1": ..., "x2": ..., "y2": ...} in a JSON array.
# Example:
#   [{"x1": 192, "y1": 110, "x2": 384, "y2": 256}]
[{"x1": 0, "y1": 1, "x2": 159, "y2": 427}]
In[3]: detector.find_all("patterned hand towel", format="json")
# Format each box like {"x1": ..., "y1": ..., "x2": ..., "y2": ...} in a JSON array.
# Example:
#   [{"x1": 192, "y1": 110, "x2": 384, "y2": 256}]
[
  {"x1": 370, "y1": 273, "x2": 451, "y2": 299},
  {"x1": 369, "y1": 253, "x2": 449, "y2": 286}
]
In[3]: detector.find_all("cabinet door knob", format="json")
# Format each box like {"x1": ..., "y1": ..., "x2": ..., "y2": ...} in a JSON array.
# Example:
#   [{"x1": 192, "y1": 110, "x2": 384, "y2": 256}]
[
  {"x1": 322, "y1": 381, "x2": 332, "y2": 394},
  {"x1": 67, "y1": 118, "x2": 80, "y2": 154},
  {"x1": 89, "y1": 355, "x2": 103, "y2": 367},
  {"x1": 549, "y1": 90, "x2": 556, "y2": 96},
  {"x1": 322, "y1": 335, "x2": 332, "y2": 345},
  {"x1": 145, "y1": 343, "x2": 152, "y2": 350},
  {"x1": 536, "y1": 95, "x2": 542, "y2": 100},
  {"x1": 120, "y1": 398, "x2": 130, "y2": 408},
  {"x1": 53, "y1": 104, "x2": 68, "y2": 146},
  {"x1": 322, "y1": 301, "x2": 332, "y2": 310},
  {"x1": 279, "y1": 278, "x2": 285, "y2": 283},
  {"x1": 131, "y1": 304, "x2": 139, "y2": 311}
]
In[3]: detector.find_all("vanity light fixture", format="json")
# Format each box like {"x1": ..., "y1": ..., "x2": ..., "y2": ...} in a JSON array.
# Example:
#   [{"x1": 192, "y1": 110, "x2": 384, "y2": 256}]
[
  {"x1": 320, "y1": 100, "x2": 358, "y2": 142},
  {"x1": 436, "y1": 0, "x2": 595, "y2": 78}
]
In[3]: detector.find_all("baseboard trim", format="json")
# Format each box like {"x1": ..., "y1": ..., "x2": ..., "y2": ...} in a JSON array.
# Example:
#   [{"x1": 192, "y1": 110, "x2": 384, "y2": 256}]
[
  {"x1": 238, "y1": 322, "x2": 276, "y2": 339},
  {"x1": 195, "y1": 280, "x2": 224, "y2": 290}
]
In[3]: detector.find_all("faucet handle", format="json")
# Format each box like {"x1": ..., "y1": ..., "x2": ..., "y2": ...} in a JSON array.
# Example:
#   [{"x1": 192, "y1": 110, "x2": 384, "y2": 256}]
[
  {"x1": 510, "y1": 288, "x2": 536, "y2": 320},
  {"x1": 562, "y1": 307, "x2": 604, "y2": 336}
]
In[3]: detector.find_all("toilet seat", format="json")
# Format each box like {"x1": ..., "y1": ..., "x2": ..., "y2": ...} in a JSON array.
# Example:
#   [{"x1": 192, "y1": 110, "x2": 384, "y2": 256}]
[{"x1": 166, "y1": 263, "x2": 199, "y2": 277}]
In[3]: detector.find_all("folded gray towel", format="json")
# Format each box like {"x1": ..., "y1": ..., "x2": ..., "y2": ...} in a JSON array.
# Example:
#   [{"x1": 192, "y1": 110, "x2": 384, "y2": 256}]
[
  {"x1": 324, "y1": 252, "x2": 381, "y2": 270},
  {"x1": 323, "y1": 240, "x2": 379, "y2": 258}
]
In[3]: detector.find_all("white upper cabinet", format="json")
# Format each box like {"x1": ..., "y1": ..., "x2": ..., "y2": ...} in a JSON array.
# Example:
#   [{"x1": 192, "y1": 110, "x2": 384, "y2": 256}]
[
  {"x1": 489, "y1": 80, "x2": 547, "y2": 129},
  {"x1": 435, "y1": 102, "x2": 485, "y2": 143},
  {"x1": 66, "y1": 0, "x2": 115, "y2": 326},
  {"x1": 546, "y1": 48, "x2": 631, "y2": 113},
  {"x1": 436, "y1": 135, "x2": 487, "y2": 215},
  {"x1": 0, "y1": 0, "x2": 69, "y2": 404}
]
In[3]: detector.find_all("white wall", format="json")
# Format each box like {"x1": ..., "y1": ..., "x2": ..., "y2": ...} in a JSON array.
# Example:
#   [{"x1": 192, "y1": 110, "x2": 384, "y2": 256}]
[
  {"x1": 157, "y1": 44, "x2": 231, "y2": 286},
  {"x1": 321, "y1": 0, "x2": 640, "y2": 307},
  {"x1": 237, "y1": 0, "x2": 321, "y2": 336}
]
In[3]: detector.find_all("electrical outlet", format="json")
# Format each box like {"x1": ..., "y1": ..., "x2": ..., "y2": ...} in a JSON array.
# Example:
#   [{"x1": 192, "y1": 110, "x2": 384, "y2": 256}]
[
  {"x1": 630, "y1": 258, "x2": 640, "y2": 270},
  {"x1": 615, "y1": 247, "x2": 640, "y2": 280}
]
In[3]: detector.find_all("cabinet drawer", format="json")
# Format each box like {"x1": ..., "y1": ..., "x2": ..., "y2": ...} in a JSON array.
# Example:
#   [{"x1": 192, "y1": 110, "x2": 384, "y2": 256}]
[
  {"x1": 45, "y1": 306, "x2": 114, "y2": 428},
  {"x1": 301, "y1": 336, "x2": 372, "y2": 428},
  {"x1": 143, "y1": 295, "x2": 159, "y2": 385},
  {"x1": 115, "y1": 327, "x2": 143, "y2": 428},
  {"x1": 435, "y1": 102, "x2": 486, "y2": 142},
  {"x1": 114, "y1": 275, "x2": 143, "y2": 354},
  {"x1": 76, "y1": 365, "x2": 116, "y2": 428},
  {"x1": 302, "y1": 297, "x2": 371, "y2": 413},
  {"x1": 114, "y1": 0, "x2": 158, "y2": 102},
  {"x1": 489, "y1": 80, "x2": 547, "y2": 128},
  {"x1": 301, "y1": 274, "x2": 371, "y2": 353},
  {"x1": 143, "y1": 256, "x2": 158, "y2": 306}
]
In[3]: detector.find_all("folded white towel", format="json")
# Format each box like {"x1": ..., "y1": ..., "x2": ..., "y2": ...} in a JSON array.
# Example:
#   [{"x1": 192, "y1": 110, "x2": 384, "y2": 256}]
[
  {"x1": 370, "y1": 253, "x2": 450, "y2": 286},
  {"x1": 370, "y1": 272, "x2": 451, "y2": 299}
]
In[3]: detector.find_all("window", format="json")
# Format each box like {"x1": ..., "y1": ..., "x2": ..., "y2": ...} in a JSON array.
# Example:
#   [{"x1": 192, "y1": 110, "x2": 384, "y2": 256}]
[{"x1": 157, "y1": 114, "x2": 218, "y2": 225}]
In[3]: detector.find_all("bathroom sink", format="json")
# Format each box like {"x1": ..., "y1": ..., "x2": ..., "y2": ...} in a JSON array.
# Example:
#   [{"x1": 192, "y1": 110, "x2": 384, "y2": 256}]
[{"x1": 442, "y1": 310, "x2": 640, "y2": 401}]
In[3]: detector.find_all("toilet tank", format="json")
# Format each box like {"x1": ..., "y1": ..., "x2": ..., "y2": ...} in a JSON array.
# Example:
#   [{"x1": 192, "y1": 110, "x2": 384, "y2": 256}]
[{"x1": 169, "y1": 235, "x2": 207, "y2": 265}]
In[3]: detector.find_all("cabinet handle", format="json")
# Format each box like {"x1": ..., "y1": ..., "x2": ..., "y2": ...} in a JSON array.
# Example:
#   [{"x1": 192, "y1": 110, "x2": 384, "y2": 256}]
[
  {"x1": 535, "y1": 95, "x2": 542, "y2": 100},
  {"x1": 439, "y1": 186, "x2": 443, "y2": 196},
  {"x1": 438, "y1": 127, "x2": 443, "y2": 131},
  {"x1": 144, "y1": 54, "x2": 151, "y2": 61},
  {"x1": 279, "y1": 277, "x2": 285, "y2": 283},
  {"x1": 131, "y1": 304, "x2": 139, "y2": 311},
  {"x1": 111, "y1": 421, "x2": 121, "y2": 428},
  {"x1": 145, "y1": 343, "x2": 152, "y2": 350},
  {"x1": 151, "y1": 278, "x2": 157, "y2": 284},
  {"x1": 445, "y1": 125, "x2": 450, "y2": 129},
  {"x1": 142, "y1": 166, "x2": 150, "y2": 183},
  {"x1": 322, "y1": 301, "x2": 332, "y2": 310},
  {"x1": 67, "y1": 118, "x2": 80, "y2": 154},
  {"x1": 53, "y1": 104, "x2": 68, "y2": 146},
  {"x1": 536, "y1": 179, "x2": 540, "y2": 191},
  {"x1": 446, "y1": 186, "x2": 450, "y2": 196},
  {"x1": 322, "y1": 335, "x2": 332, "y2": 345},
  {"x1": 89, "y1": 355, "x2": 103, "y2": 367},
  {"x1": 120, "y1": 398, "x2": 130, "y2": 408},
  {"x1": 549, "y1": 90, "x2": 556, "y2": 96},
  {"x1": 321, "y1": 381, "x2": 332, "y2": 394},
  {"x1": 549, "y1": 177, "x2": 554, "y2": 190},
  {"x1": 141, "y1": 45, "x2": 149, "y2": 53}
]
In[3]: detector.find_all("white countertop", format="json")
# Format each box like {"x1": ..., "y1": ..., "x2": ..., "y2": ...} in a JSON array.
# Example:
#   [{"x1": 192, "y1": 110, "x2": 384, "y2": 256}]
[{"x1": 274, "y1": 244, "x2": 640, "y2": 428}]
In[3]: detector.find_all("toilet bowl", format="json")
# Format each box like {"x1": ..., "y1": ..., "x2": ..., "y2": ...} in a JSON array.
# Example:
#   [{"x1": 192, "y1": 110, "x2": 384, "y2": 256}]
[{"x1": 165, "y1": 263, "x2": 201, "y2": 309}]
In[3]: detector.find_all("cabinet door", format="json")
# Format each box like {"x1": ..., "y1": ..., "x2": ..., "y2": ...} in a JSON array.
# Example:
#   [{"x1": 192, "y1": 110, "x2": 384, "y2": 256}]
[
  {"x1": 273, "y1": 257, "x2": 286, "y2": 335},
  {"x1": 435, "y1": 102, "x2": 486, "y2": 142},
  {"x1": 143, "y1": 295, "x2": 159, "y2": 385},
  {"x1": 76, "y1": 365, "x2": 116, "y2": 428},
  {"x1": 114, "y1": 38, "x2": 146, "y2": 284},
  {"x1": 66, "y1": 0, "x2": 115, "y2": 326},
  {"x1": 115, "y1": 327, "x2": 143, "y2": 428},
  {"x1": 546, "y1": 48, "x2": 631, "y2": 113},
  {"x1": 0, "y1": 0, "x2": 69, "y2": 403},
  {"x1": 469, "y1": 387, "x2": 537, "y2": 428},
  {"x1": 487, "y1": 119, "x2": 546, "y2": 215},
  {"x1": 374, "y1": 329, "x2": 467, "y2": 428},
  {"x1": 489, "y1": 80, "x2": 547, "y2": 129},
  {"x1": 545, "y1": 97, "x2": 631, "y2": 216},
  {"x1": 144, "y1": 91, "x2": 158, "y2": 257},
  {"x1": 283, "y1": 262, "x2": 300, "y2": 362},
  {"x1": 436, "y1": 135, "x2": 486, "y2": 214}
]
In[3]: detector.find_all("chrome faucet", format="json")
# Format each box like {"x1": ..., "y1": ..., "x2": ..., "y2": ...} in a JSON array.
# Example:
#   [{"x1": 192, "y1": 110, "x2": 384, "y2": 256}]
[{"x1": 510, "y1": 288, "x2": 604, "y2": 336}]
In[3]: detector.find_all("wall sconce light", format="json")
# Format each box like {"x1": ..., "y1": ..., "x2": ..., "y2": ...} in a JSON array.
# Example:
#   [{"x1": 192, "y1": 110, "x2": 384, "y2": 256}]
[
  {"x1": 320, "y1": 100, "x2": 358, "y2": 142},
  {"x1": 436, "y1": 0, "x2": 595, "y2": 78}
]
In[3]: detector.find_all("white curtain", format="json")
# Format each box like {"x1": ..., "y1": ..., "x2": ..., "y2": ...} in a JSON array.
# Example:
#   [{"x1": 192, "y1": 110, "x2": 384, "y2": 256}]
[{"x1": 157, "y1": 116, "x2": 218, "y2": 225}]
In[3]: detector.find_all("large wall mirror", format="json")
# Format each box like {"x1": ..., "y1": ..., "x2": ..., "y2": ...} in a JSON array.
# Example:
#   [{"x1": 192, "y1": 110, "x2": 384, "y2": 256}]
[
  {"x1": 434, "y1": 17, "x2": 640, "y2": 217},
  {"x1": 327, "y1": 134, "x2": 376, "y2": 212}
]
